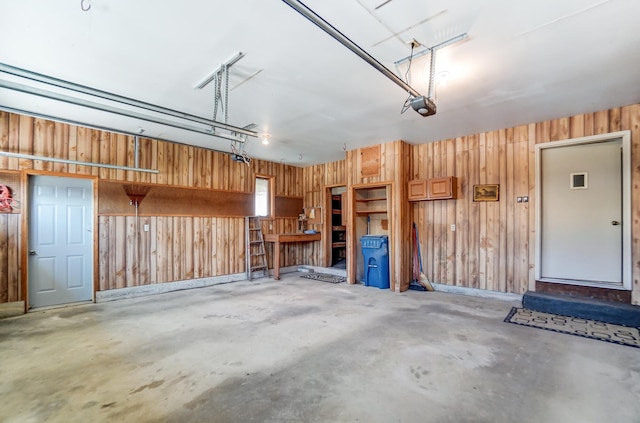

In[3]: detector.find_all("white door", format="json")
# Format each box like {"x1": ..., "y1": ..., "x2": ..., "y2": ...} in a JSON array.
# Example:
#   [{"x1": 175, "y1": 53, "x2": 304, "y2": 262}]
[
  {"x1": 28, "y1": 175, "x2": 93, "y2": 308},
  {"x1": 540, "y1": 139, "x2": 623, "y2": 286}
]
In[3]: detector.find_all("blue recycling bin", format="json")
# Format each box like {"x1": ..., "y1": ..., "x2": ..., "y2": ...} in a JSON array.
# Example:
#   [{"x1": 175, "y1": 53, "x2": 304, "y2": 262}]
[{"x1": 360, "y1": 235, "x2": 390, "y2": 289}]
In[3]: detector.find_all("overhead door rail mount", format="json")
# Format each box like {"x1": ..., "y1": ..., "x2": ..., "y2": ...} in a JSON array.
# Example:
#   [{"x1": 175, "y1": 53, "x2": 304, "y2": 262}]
[{"x1": 0, "y1": 62, "x2": 258, "y2": 142}]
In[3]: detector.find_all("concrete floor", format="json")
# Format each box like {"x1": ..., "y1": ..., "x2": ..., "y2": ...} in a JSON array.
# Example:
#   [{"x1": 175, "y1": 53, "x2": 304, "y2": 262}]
[{"x1": 1, "y1": 276, "x2": 639, "y2": 423}]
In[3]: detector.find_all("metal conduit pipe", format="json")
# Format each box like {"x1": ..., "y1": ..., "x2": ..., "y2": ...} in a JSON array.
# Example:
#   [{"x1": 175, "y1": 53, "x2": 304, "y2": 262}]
[
  {"x1": 280, "y1": 0, "x2": 423, "y2": 98},
  {"x1": 0, "y1": 62, "x2": 257, "y2": 138}
]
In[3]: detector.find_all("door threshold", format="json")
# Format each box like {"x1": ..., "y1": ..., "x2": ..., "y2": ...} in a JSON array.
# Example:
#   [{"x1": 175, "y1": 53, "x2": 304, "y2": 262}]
[
  {"x1": 538, "y1": 277, "x2": 627, "y2": 291},
  {"x1": 29, "y1": 300, "x2": 94, "y2": 312}
]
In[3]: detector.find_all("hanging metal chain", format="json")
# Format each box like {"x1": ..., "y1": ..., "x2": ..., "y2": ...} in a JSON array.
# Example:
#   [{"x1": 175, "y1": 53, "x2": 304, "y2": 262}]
[
  {"x1": 224, "y1": 64, "x2": 229, "y2": 124},
  {"x1": 212, "y1": 65, "x2": 230, "y2": 124},
  {"x1": 212, "y1": 71, "x2": 221, "y2": 122}
]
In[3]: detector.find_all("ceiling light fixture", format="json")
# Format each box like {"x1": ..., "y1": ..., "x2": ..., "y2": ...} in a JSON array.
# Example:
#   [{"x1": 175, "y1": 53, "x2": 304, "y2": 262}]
[
  {"x1": 262, "y1": 134, "x2": 271, "y2": 145},
  {"x1": 436, "y1": 71, "x2": 450, "y2": 87}
]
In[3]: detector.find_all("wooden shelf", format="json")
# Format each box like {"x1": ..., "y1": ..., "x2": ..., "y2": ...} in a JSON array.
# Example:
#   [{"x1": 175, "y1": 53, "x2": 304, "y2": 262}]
[
  {"x1": 356, "y1": 197, "x2": 386, "y2": 202},
  {"x1": 332, "y1": 242, "x2": 346, "y2": 248},
  {"x1": 356, "y1": 209, "x2": 388, "y2": 215},
  {"x1": 332, "y1": 225, "x2": 346, "y2": 231},
  {"x1": 355, "y1": 186, "x2": 389, "y2": 216}
]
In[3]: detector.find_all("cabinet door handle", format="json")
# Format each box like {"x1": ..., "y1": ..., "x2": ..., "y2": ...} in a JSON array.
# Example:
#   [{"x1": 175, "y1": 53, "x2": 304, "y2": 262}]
[{"x1": 611, "y1": 221, "x2": 620, "y2": 226}]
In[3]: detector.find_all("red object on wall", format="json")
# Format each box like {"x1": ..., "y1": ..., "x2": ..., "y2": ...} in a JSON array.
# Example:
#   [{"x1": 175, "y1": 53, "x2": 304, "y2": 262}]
[{"x1": 0, "y1": 184, "x2": 13, "y2": 212}]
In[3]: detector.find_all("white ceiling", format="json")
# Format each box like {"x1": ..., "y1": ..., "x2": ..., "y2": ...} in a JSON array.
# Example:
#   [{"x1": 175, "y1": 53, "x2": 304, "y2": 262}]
[{"x1": 1, "y1": 0, "x2": 639, "y2": 166}]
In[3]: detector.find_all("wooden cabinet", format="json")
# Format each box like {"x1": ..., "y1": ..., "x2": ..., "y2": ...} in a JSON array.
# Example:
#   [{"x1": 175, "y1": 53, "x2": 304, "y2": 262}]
[
  {"x1": 408, "y1": 180, "x2": 428, "y2": 201},
  {"x1": 428, "y1": 176, "x2": 457, "y2": 199},
  {"x1": 408, "y1": 177, "x2": 457, "y2": 201}
]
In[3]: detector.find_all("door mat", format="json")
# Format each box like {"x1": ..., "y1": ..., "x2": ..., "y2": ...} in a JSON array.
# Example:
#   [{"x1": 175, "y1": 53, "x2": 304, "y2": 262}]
[
  {"x1": 300, "y1": 273, "x2": 346, "y2": 284},
  {"x1": 504, "y1": 307, "x2": 640, "y2": 349}
]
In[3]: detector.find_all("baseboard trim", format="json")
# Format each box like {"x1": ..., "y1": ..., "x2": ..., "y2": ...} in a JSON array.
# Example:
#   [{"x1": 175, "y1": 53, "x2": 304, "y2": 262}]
[
  {"x1": 432, "y1": 283, "x2": 523, "y2": 303},
  {"x1": 0, "y1": 301, "x2": 25, "y2": 318},
  {"x1": 272, "y1": 265, "x2": 299, "y2": 277},
  {"x1": 96, "y1": 273, "x2": 247, "y2": 302},
  {"x1": 296, "y1": 265, "x2": 347, "y2": 277}
]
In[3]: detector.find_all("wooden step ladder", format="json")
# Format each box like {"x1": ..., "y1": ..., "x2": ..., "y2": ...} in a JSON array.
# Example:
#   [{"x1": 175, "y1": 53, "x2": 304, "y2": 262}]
[{"x1": 245, "y1": 216, "x2": 268, "y2": 280}]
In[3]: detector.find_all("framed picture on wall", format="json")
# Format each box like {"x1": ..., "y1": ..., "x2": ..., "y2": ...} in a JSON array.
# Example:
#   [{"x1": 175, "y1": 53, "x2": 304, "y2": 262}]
[{"x1": 473, "y1": 184, "x2": 499, "y2": 202}]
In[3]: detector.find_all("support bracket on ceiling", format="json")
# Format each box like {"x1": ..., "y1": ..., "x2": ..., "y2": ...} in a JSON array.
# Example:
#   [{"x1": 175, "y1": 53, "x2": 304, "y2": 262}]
[
  {"x1": 193, "y1": 52, "x2": 254, "y2": 161},
  {"x1": 394, "y1": 33, "x2": 468, "y2": 68},
  {"x1": 394, "y1": 33, "x2": 467, "y2": 100},
  {"x1": 194, "y1": 52, "x2": 245, "y2": 90}
]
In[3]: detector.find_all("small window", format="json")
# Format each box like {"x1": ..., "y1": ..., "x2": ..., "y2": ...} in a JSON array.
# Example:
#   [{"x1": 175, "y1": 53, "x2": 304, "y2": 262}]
[
  {"x1": 570, "y1": 172, "x2": 588, "y2": 190},
  {"x1": 255, "y1": 176, "x2": 272, "y2": 216}
]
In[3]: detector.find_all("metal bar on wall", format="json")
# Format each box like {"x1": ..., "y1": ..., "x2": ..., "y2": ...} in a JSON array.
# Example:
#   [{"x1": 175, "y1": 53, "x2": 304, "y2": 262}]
[{"x1": 0, "y1": 151, "x2": 159, "y2": 174}]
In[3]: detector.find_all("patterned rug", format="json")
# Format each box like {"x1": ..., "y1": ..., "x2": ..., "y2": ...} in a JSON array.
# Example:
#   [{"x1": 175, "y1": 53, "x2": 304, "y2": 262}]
[
  {"x1": 504, "y1": 307, "x2": 640, "y2": 349},
  {"x1": 300, "y1": 273, "x2": 346, "y2": 284}
]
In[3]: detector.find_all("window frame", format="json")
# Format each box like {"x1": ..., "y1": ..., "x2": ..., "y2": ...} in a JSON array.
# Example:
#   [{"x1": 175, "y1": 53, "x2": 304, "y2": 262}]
[{"x1": 254, "y1": 174, "x2": 274, "y2": 217}]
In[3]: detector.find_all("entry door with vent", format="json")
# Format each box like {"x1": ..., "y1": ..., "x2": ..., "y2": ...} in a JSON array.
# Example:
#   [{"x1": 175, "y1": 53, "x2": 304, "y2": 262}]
[
  {"x1": 539, "y1": 138, "x2": 625, "y2": 287},
  {"x1": 28, "y1": 176, "x2": 94, "y2": 308}
]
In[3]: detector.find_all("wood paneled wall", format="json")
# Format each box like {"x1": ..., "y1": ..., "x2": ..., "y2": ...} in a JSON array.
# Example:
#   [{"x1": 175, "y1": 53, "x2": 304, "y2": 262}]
[
  {"x1": 0, "y1": 111, "x2": 309, "y2": 302},
  {"x1": 0, "y1": 214, "x2": 20, "y2": 302},
  {"x1": 0, "y1": 169, "x2": 21, "y2": 303},
  {"x1": 302, "y1": 160, "x2": 347, "y2": 267},
  {"x1": 0, "y1": 112, "x2": 303, "y2": 193},
  {"x1": 304, "y1": 159, "x2": 348, "y2": 205},
  {"x1": 346, "y1": 141, "x2": 413, "y2": 291},
  {"x1": 412, "y1": 104, "x2": 640, "y2": 303},
  {"x1": 98, "y1": 216, "x2": 245, "y2": 289},
  {"x1": 2, "y1": 105, "x2": 639, "y2": 304}
]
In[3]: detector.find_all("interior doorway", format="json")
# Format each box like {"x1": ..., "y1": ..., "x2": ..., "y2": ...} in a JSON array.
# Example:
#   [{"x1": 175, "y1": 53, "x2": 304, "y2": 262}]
[
  {"x1": 28, "y1": 175, "x2": 94, "y2": 309},
  {"x1": 536, "y1": 131, "x2": 631, "y2": 290},
  {"x1": 326, "y1": 186, "x2": 347, "y2": 269}
]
